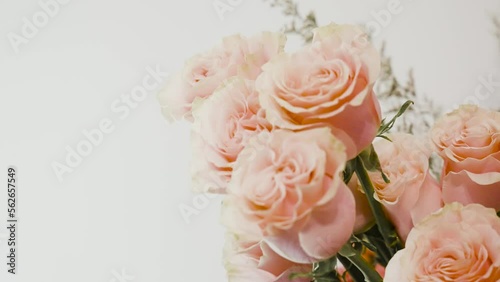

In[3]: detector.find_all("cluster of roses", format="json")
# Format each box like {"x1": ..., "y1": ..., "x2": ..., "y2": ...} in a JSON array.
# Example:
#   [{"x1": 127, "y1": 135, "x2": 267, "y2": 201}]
[{"x1": 159, "y1": 23, "x2": 500, "y2": 282}]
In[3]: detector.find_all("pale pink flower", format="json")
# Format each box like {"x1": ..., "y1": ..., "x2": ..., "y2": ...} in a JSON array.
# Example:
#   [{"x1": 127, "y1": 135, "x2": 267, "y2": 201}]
[
  {"x1": 158, "y1": 32, "x2": 286, "y2": 121},
  {"x1": 256, "y1": 23, "x2": 381, "y2": 159},
  {"x1": 191, "y1": 78, "x2": 272, "y2": 193},
  {"x1": 222, "y1": 128, "x2": 356, "y2": 263},
  {"x1": 385, "y1": 203, "x2": 500, "y2": 282},
  {"x1": 370, "y1": 133, "x2": 443, "y2": 241},
  {"x1": 431, "y1": 105, "x2": 500, "y2": 210}
]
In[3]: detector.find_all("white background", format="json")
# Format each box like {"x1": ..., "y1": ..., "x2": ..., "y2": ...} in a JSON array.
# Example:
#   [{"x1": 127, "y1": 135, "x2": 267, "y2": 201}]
[{"x1": 0, "y1": 0, "x2": 499, "y2": 281}]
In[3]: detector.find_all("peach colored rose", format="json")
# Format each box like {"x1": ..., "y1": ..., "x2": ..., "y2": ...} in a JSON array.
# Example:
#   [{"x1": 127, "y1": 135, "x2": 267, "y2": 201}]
[
  {"x1": 158, "y1": 32, "x2": 286, "y2": 121},
  {"x1": 370, "y1": 133, "x2": 443, "y2": 241},
  {"x1": 222, "y1": 128, "x2": 356, "y2": 264},
  {"x1": 431, "y1": 105, "x2": 500, "y2": 210},
  {"x1": 190, "y1": 78, "x2": 272, "y2": 193},
  {"x1": 256, "y1": 23, "x2": 381, "y2": 159},
  {"x1": 224, "y1": 234, "x2": 311, "y2": 282},
  {"x1": 385, "y1": 203, "x2": 500, "y2": 282}
]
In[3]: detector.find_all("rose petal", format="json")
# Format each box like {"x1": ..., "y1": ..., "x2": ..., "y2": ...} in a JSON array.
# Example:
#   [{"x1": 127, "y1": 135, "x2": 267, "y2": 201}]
[
  {"x1": 443, "y1": 170, "x2": 500, "y2": 210},
  {"x1": 385, "y1": 251, "x2": 405, "y2": 282},
  {"x1": 298, "y1": 183, "x2": 356, "y2": 261}
]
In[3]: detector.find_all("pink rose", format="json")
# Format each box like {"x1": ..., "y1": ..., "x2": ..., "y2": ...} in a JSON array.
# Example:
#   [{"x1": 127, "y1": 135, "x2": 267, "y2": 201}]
[
  {"x1": 222, "y1": 128, "x2": 356, "y2": 263},
  {"x1": 224, "y1": 234, "x2": 311, "y2": 282},
  {"x1": 431, "y1": 105, "x2": 500, "y2": 210},
  {"x1": 385, "y1": 203, "x2": 500, "y2": 281},
  {"x1": 256, "y1": 23, "x2": 381, "y2": 159},
  {"x1": 158, "y1": 32, "x2": 286, "y2": 121},
  {"x1": 370, "y1": 133, "x2": 443, "y2": 241},
  {"x1": 191, "y1": 78, "x2": 272, "y2": 193}
]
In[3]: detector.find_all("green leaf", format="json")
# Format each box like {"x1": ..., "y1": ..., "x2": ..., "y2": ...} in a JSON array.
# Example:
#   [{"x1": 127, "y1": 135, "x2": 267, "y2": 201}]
[
  {"x1": 313, "y1": 259, "x2": 337, "y2": 277},
  {"x1": 362, "y1": 226, "x2": 391, "y2": 266},
  {"x1": 377, "y1": 135, "x2": 392, "y2": 142},
  {"x1": 377, "y1": 100, "x2": 414, "y2": 137},
  {"x1": 338, "y1": 243, "x2": 383, "y2": 282},
  {"x1": 291, "y1": 258, "x2": 341, "y2": 282},
  {"x1": 337, "y1": 254, "x2": 365, "y2": 282},
  {"x1": 352, "y1": 235, "x2": 377, "y2": 253},
  {"x1": 358, "y1": 145, "x2": 390, "y2": 184}
]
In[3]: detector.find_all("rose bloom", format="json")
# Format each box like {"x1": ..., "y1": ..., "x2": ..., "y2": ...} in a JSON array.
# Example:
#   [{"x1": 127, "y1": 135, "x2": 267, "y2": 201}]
[
  {"x1": 158, "y1": 32, "x2": 285, "y2": 121},
  {"x1": 222, "y1": 128, "x2": 356, "y2": 264},
  {"x1": 370, "y1": 133, "x2": 442, "y2": 241},
  {"x1": 385, "y1": 203, "x2": 500, "y2": 282},
  {"x1": 431, "y1": 105, "x2": 500, "y2": 210},
  {"x1": 256, "y1": 23, "x2": 381, "y2": 159},
  {"x1": 224, "y1": 234, "x2": 311, "y2": 282},
  {"x1": 190, "y1": 78, "x2": 272, "y2": 193}
]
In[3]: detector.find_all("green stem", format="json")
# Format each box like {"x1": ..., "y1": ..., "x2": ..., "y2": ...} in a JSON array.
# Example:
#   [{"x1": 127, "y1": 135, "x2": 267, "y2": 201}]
[
  {"x1": 353, "y1": 156, "x2": 403, "y2": 255},
  {"x1": 337, "y1": 255, "x2": 365, "y2": 282},
  {"x1": 339, "y1": 244, "x2": 382, "y2": 282},
  {"x1": 363, "y1": 226, "x2": 391, "y2": 266}
]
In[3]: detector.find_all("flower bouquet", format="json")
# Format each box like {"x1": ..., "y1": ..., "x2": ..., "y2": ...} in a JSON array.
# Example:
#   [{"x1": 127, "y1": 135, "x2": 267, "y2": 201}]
[{"x1": 158, "y1": 23, "x2": 500, "y2": 281}]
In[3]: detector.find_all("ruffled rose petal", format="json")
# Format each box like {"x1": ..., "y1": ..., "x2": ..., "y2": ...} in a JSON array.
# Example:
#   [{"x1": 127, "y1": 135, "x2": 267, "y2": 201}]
[
  {"x1": 443, "y1": 170, "x2": 500, "y2": 210},
  {"x1": 298, "y1": 182, "x2": 356, "y2": 261}
]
